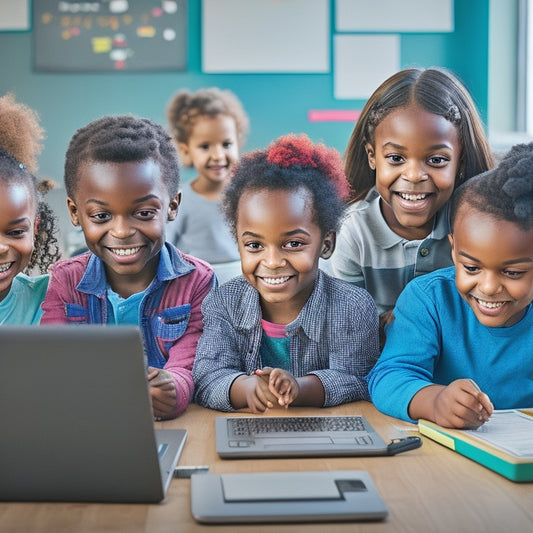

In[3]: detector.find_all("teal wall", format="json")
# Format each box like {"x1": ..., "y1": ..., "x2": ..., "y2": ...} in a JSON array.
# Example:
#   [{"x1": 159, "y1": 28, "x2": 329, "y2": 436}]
[{"x1": 0, "y1": 1, "x2": 490, "y2": 184}]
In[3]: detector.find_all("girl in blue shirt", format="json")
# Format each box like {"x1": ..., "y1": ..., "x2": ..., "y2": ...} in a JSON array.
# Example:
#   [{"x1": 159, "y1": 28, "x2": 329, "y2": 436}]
[
  {"x1": 0, "y1": 93, "x2": 60, "y2": 325},
  {"x1": 368, "y1": 142, "x2": 533, "y2": 429},
  {"x1": 193, "y1": 134, "x2": 380, "y2": 412}
]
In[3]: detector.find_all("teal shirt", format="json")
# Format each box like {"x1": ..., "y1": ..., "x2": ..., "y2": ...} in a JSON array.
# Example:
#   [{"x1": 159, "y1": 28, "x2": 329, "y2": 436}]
[
  {"x1": 106, "y1": 287, "x2": 144, "y2": 325},
  {"x1": 259, "y1": 320, "x2": 291, "y2": 370},
  {"x1": 0, "y1": 273, "x2": 49, "y2": 325}
]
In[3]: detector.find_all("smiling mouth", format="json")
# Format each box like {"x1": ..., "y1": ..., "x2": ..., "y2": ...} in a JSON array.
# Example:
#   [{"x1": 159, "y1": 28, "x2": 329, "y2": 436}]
[
  {"x1": 0, "y1": 262, "x2": 13, "y2": 273},
  {"x1": 475, "y1": 298, "x2": 506, "y2": 310},
  {"x1": 397, "y1": 192, "x2": 430, "y2": 201},
  {"x1": 261, "y1": 276, "x2": 291, "y2": 285},
  {"x1": 109, "y1": 247, "x2": 141, "y2": 257}
]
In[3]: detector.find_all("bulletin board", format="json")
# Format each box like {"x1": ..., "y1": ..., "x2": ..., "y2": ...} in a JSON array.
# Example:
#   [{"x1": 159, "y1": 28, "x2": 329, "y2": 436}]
[{"x1": 33, "y1": 0, "x2": 187, "y2": 72}]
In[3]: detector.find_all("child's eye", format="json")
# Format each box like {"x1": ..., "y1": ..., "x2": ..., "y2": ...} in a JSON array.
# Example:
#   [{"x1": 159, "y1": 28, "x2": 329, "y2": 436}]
[
  {"x1": 386, "y1": 154, "x2": 404, "y2": 164},
  {"x1": 244, "y1": 241, "x2": 262, "y2": 251},
  {"x1": 285, "y1": 240, "x2": 304, "y2": 249},
  {"x1": 199, "y1": 143, "x2": 209, "y2": 150},
  {"x1": 428, "y1": 155, "x2": 449, "y2": 166},
  {"x1": 136, "y1": 210, "x2": 156, "y2": 219},
  {"x1": 223, "y1": 141, "x2": 233, "y2": 149},
  {"x1": 463, "y1": 264, "x2": 480, "y2": 273},
  {"x1": 91, "y1": 212, "x2": 111, "y2": 222},
  {"x1": 7, "y1": 229, "x2": 28, "y2": 238},
  {"x1": 504, "y1": 269, "x2": 526, "y2": 278}
]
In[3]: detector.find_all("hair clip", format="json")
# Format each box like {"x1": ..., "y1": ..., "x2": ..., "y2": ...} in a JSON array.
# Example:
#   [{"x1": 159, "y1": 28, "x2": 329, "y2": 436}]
[{"x1": 19, "y1": 162, "x2": 25, "y2": 169}]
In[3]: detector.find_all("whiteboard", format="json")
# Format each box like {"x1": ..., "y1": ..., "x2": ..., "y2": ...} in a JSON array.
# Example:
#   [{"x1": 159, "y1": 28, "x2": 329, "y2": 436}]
[
  {"x1": 336, "y1": 0, "x2": 454, "y2": 33},
  {"x1": 202, "y1": 0, "x2": 329, "y2": 73},
  {"x1": 0, "y1": 0, "x2": 29, "y2": 31},
  {"x1": 334, "y1": 34, "x2": 400, "y2": 100}
]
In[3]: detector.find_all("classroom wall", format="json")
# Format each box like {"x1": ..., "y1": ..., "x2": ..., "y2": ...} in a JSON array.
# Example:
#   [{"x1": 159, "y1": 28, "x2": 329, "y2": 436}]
[{"x1": 0, "y1": 0, "x2": 491, "y2": 187}]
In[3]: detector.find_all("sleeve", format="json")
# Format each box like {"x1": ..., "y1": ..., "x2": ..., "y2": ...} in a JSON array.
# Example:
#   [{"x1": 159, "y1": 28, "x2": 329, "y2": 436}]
[
  {"x1": 192, "y1": 290, "x2": 251, "y2": 412},
  {"x1": 40, "y1": 263, "x2": 75, "y2": 324},
  {"x1": 366, "y1": 279, "x2": 442, "y2": 422},
  {"x1": 309, "y1": 288, "x2": 379, "y2": 406},
  {"x1": 163, "y1": 267, "x2": 215, "y2": 416},
  {"x1": 329, "y1": 213, "x2": 365, "y2": 287}
]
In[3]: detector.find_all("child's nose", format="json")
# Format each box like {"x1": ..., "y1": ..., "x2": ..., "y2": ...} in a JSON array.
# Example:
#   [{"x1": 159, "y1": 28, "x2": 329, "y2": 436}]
[
  {"x1": 0, "y1": 240, "x2": 9, "y2": 254},
  {"x1": 403, "y1": 161, "x2": 428, "y2": 182},
  {"x1": 478, "y1": 272, "x2": 502, "y2": 295},
  {"x1": 210, "y1": 145, "x2": 225, "y2": 160},
  {"x1": 263, "y1": 248, "x2": 285, "y2": 269},
  {"x1": 110, "y1": 218, "x2": 134, "y2": 239}
]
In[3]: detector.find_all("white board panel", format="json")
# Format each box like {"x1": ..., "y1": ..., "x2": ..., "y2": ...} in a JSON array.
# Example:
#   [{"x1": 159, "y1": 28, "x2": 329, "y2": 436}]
[
  {"x1": 202, "y1": 0, "x2": 329, "y2": 73},
  {"x1": 336, "y1": 0, "x2": 454, "y2": 33},
  {"x1": 0, "y1": 0, "x2": 29, "y2": 31},
  {"x1": 334, "y1": 34, "x2": 400, "y2": 99}
]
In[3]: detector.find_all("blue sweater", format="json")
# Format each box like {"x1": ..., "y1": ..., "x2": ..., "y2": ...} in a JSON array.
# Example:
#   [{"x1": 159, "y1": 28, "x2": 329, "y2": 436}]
[{"x1": 367, "y1": 266, "x2": 533, "y2": 422}]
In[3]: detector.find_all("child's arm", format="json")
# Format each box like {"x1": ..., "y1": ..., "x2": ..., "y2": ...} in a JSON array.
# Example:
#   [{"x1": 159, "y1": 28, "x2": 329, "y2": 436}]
[
  {"x1": 408, "y1": 379, "x2": 493, "y2": 429},
  {"x1": 253, "y1": 368, "x2": 325, "y2": 408}
]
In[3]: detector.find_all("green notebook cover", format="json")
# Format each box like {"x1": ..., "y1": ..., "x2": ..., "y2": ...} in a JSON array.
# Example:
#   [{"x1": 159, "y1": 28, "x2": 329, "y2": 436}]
[{"x1": 418, "y1": 411, "x2": 533, "y2": 482}]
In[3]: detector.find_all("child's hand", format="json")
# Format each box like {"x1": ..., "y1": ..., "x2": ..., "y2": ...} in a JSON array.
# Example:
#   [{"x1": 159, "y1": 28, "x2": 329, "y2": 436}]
[
  {"x1": 433, "y1": 379, "x2": 494, "y2": 429},
  {"x1": 254, "y1": 367, "x2": 299, "y2": 408},
  {"x1": 147, "y1": 366, "x2": 177, "y2": 420},
  {"x1": 230, "y1": 374, "x2": 280, "y2": 413}
]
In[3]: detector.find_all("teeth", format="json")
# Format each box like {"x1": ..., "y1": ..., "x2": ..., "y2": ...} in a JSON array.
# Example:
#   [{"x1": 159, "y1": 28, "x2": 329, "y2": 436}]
[
  {"x1": 262, "y1": 276, "x2": 290, "y2": 285},
  {"x1": 477, "y1": 299, "x2": 504, "y2": 309},
  {"x1": 399, "y1": 192, "x2": 428, "y2": 201},
  {"x1": 110, "y1": 247, "x2": 140, "y2": 257},
  {"x1": 0, "y1": 263, "x2": 11, "y2": 273}
]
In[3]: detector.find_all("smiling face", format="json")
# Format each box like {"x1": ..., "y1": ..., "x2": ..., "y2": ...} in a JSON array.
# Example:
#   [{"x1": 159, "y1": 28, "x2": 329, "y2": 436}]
[
  {"x1": 179, "y1": 114, "x2": 239, "y2": 193},
  {"x1": 236, "y1": 187, "x2": 335, "y2": 324},
  {"x1": 0, "y1": 180, "x2": 37, "y2": 302},
  {"x1": 450, "y1": 205, "x2": 533, "y2": 327},
  {"x1": 366, "y1": 103, "x2": 461, "y2": 240},
  {"x1": 67, "y1": 159, "x2": 179, "y2": 297}
]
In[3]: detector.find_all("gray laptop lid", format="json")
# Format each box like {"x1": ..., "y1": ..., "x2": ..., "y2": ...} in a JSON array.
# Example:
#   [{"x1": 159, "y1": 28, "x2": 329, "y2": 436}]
[
  {"x1": 216, "y1": 415, "x2": 389, "y2": 458},
  {"x1": 0, "y1": 325, "x2": 186, "y2": 503},
  {"x1": 191, "y1": 470, "x2": 388, "y2": 523}
]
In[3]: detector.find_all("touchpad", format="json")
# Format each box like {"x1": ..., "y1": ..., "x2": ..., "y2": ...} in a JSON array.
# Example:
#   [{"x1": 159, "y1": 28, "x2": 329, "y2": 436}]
[{"x1": 221, "y1": 472, "x2": 342, "y2": 502}]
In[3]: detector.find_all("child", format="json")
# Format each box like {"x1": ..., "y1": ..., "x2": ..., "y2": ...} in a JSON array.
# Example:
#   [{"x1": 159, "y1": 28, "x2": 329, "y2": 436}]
[
  {"x1": 329, "y1": 67, "x2": 494, "y2": 333},
  {"x1": 192, "y1": 134, "x2": 380, "y2": 412},
  {"x1": 0, "y1": 93, "x2": 60, "y2": 324},
  {"x1": 367, "y1": 142, "x2": 533, "y2": 429},
  {"x1": 166, "y1": 87, "x2": 249, "y2": 283},
  {"x1": 41, "y1": 115, "x2": 215, "y2": 420}
]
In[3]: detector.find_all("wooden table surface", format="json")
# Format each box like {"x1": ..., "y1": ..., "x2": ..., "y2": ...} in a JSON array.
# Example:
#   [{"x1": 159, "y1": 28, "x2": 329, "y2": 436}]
[{"x1": 1, "y1": 401, "x2": 532, "y2": 533}]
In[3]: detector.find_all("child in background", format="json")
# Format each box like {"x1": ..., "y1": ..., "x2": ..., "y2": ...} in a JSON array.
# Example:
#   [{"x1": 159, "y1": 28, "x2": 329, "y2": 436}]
[
  {"x1": 193, "y1": 134, "x2": 379, "y2": 412},
  {"x1": 368, "y1": 143, "x2": 533, "y2": 429},
  {"x1": 41, "y1": 115, "x2": 215, "y2": 420},
  {"x1": 166, "y1": 87, "x2": 249, "y2": 283},
  {"x1": 0, "y1": 93, "x2": 60, "y2": 324},
  {"x1": 329, "y1": 67, "x2": 494, "y2": 337}
]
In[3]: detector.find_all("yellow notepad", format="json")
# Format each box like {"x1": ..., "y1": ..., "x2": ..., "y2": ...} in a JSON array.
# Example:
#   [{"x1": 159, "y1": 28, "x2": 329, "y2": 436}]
[{"x1": 418, "y1": 410, "x2": 533, "y2": 482}]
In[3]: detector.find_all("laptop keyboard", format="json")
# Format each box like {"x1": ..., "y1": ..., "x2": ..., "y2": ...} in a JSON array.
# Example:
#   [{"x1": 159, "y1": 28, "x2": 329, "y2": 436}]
[{"x1": 228, "y1": 416, "x2": 367, "y2": 436}]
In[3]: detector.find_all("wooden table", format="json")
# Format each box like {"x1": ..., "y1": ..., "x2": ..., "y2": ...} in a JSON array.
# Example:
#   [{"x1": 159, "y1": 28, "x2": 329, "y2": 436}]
[{"x1": 1, "y1": 401, "x2": 532, "y2": 532}]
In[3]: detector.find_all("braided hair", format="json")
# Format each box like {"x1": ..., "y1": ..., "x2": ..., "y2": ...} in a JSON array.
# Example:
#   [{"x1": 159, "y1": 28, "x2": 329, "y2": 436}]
[
  {"x1": 450, "y1": 142, "x2": 533, "y2": 231},
  {"x1": 222, "y1": 134, "x2": 351, "y2": 238}
]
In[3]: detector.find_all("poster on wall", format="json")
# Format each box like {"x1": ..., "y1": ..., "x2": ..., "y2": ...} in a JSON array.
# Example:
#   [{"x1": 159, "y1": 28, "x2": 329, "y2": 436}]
[{"x1": 33, "y1": 0, "x2": 187, "y2": 72}]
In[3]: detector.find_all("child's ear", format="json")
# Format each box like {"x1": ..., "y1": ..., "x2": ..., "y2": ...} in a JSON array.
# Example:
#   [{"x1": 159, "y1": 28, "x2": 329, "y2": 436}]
[
  {"x1": 67, "y1": 197, "x2": 80, "y2": 226},
  {"x1": 33, "y1": 217, "x2": 40, "y2": 235},
  {"x1": 365, "y1": 142, "x2": 376, "y2": 170},
  {"x1": 320, "y1": 231, "x2": 336, "y2": 260},
  {"x1": 177, "y1": 142, "x2": 192, "y2": 167},
  {"x1": 167, "y1": 191, "x2": 181, "y2": 222},
  {"x1": 448, "y1": 233, "x2": 456, "y2": 259}
]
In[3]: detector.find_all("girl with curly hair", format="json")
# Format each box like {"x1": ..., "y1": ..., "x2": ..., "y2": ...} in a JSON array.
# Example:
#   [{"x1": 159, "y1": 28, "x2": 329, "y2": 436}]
[
  {"x1": 0, "y1": 93, "x2": 60, "y2": 324},
  {"x1": 193, "y1": 134, "x2": 379, "y2": 412}
]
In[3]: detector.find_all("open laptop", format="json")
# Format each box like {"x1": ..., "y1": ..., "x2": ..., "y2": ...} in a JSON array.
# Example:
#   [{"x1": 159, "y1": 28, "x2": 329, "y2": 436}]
[
  {"x1": 216, "y1": 415, "x2": 421, "y2": 458},
  {"x1": 0, "y1": 325, "x2": 187, "y2": 503}
]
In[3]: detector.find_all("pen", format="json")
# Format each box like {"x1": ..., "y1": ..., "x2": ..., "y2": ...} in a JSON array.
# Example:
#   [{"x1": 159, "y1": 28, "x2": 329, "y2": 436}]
[{"x1": 386, "y1": 436, "x2": 422, "y2": 455}]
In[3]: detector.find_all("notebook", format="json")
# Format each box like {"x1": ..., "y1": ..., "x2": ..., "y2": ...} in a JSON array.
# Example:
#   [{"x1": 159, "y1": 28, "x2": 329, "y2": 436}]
[
  {"x1": 191, "y1": 470, "x2": 388, "y2": 523},
  {"x1": 0, "y1": 325, "x2": 187, "y2": 503},
  {"x1": 216, "y1": 414, "x2": 421, "y2": 458},
  {"x1": 419, "y1": 410, "x2": 533, "y2": 482}
]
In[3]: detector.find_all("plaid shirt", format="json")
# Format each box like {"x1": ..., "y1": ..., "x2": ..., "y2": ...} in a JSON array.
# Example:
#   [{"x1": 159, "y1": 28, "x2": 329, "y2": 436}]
[{"x1": 193, "y1": 270, "x2": 379, "y2": 411}]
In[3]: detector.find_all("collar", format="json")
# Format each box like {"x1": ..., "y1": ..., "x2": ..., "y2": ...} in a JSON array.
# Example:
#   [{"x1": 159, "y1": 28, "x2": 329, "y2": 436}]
[
  {"x1": 77, "y1": 242, "x2": 195, "y2": 297},
  {"x1": 364, "y1": 187, "x2": 450, "y2": 249}
]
